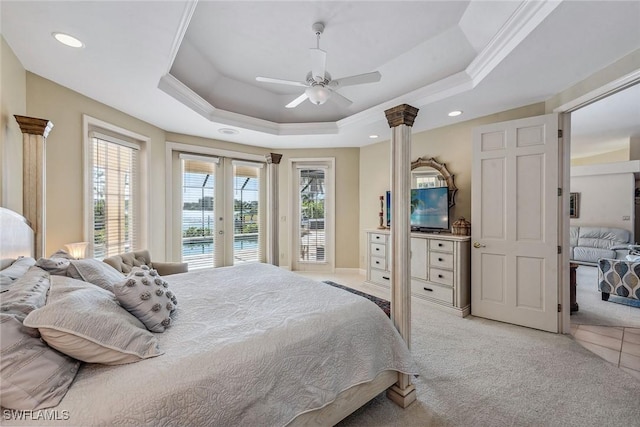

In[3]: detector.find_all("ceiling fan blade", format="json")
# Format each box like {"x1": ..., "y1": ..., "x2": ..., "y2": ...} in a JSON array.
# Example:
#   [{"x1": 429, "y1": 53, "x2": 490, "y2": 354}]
[
  {"x1": 329, "y1": 71, "x2": 381, "y2": 88},
  {"x1": 328, "y1": 90, "x2": 353, "y2": 108},
  {"x1": 310, "y1": 48, "x2": 326, "y2": 82},
  {"x1": 285, "y1": 93, "x2": 309, "y2": 109},
  {"x1": 256, "y1": 76, "x2": 308, "y2": 87}
]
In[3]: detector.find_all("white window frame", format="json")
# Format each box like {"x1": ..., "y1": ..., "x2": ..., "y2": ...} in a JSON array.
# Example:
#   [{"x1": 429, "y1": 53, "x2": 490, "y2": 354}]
[{"x1": 82, "y1": 115, "x2": 150, "y2": 258}]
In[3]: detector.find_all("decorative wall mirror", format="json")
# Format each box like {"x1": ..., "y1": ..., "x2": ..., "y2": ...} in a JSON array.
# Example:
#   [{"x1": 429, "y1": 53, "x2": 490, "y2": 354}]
[{"x1": 411, "y1": 157, "x2": 457, "y2": 207}]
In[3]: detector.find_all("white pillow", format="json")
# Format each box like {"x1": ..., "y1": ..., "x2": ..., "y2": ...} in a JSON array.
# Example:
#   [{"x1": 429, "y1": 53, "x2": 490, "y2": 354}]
[
  {"x1": 114, "y1": 266, "x2": 178, "y2": 333},
  {"x1": 24, "y1": 276, "x2": 163, "y2": 365},
  {"x1": 66, "y1": 258, "x2": 124, "y2": 292}
]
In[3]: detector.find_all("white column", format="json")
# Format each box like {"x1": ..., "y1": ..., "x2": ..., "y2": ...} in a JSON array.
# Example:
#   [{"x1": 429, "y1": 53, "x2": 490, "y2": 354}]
[
  {"x1": 14, "y1": 115, "x2": 53, "y2": 259},
  {"x1": 384, "y1": 104, "x2": 419, "y2": 408},
  {"x1": 265, "y1": 153, "x2": 282, "y2": 265}
]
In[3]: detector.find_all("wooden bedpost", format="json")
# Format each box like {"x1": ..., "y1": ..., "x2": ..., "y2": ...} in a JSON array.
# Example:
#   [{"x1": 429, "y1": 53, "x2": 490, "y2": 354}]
[
  {"x1": 265, "y1": 153, "x2": 282, "y2": 265},
  {"x1": 384, "y1": 104, "x2": 418, "y2": 408},
  {"x1": 14, "y1": 115, "x2": 53, "y2": 259}
]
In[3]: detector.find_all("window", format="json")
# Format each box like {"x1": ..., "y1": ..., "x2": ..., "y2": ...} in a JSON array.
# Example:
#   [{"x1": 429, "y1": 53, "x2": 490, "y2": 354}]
[{"x1": 90, "y1": 132, "x2": 140, "y2": 259}]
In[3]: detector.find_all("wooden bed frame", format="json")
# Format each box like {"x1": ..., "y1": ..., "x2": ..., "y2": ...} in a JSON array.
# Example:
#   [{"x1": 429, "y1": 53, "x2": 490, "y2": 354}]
[{"x1": 0, "y1": 206, "x2": 398, "y2": 425}]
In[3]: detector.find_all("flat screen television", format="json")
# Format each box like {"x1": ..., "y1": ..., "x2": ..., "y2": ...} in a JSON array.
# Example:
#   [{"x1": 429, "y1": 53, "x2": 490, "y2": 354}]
[{"x1": 386, "y1": 187, "x2": 450, "y2": 232}]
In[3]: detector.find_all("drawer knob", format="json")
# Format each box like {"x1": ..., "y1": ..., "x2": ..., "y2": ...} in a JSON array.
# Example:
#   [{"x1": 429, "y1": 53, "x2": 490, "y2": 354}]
[
  {"x1": 423, "y1": 287, "x2": 433, "y2": 292},
  {"x1": 382, "y1": 276, "x2": 390, "y2": 281},
  {"x1": 438, "y1": 258, "x2": 444, "y2": 261},
  {"x1": 438, "y1": 274, "x2": 444, "y2": 278},
  {"x1": 438, "y1": 243, "x2": 443, "y2": 247}
]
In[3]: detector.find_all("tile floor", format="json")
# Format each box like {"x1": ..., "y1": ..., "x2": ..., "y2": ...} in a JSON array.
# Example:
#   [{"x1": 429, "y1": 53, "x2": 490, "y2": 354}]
[
  {"x1": 297, "y1": 269, "x2": 640, "y2": 382},
  {"x1": 570, "y1": 324, "x2": 640, "y2": 380}
]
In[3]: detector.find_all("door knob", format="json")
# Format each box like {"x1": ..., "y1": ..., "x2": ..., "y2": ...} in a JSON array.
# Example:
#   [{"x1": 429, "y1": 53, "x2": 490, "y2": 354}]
[{"x1": 473, "y1": 242, "x2": 485, "y2": 248}]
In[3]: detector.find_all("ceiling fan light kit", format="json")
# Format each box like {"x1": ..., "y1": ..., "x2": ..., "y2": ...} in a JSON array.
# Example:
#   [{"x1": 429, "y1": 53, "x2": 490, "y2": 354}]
[{"x1": 255, "y1": 21, "x2": 381, "y2": 109}]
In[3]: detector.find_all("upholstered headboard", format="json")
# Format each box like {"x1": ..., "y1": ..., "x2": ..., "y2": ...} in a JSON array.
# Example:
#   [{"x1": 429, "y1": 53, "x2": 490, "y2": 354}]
[{"x1": 0, "y1": 207, "x2": 35, "y2": 268}]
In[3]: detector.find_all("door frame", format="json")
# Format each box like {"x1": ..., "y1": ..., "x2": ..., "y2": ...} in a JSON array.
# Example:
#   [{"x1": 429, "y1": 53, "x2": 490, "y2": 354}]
[
  {"x1": 553, "y1": 71, "x2": 640, "y2": 334},
  {"x1": 288, "y1": 157, "x2": 336, "y2": 272}
]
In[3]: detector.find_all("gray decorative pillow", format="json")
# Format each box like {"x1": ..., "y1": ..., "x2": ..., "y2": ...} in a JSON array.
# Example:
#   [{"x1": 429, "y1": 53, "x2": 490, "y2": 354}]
[
  {"x1": 0, "y1": 314, "x2": 80, "y2": 410},
  {"x1": 24, "y1": 276, "x2": 163, "y2": 365},
  {"x1": 114, "y1": 266, "x2": 178, "y2": 333},
  {"x1": 36, "y1": 257, "x2": 71, "y2": 276},
  {"x1": 0, "y1": 266, "x2": 50, "y2": 322},
  {"x1": 0, "y1": 257, "x2": 36, "y2": 291},
  {"x1": 67, "y1": 258, "x2": 125, "y2": 292}
]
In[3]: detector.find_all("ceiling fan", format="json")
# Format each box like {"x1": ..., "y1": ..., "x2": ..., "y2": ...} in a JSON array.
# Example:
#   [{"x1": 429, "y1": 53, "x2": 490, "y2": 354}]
[{"x1": 256, "y1": 22, "x2": 382, "y2": 109}]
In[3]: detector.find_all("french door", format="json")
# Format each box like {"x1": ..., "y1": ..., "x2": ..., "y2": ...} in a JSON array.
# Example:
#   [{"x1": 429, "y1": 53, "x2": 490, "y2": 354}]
[
  {"x1": 291, "y1": 159, "x2": 334, "y2": 272},
  {"x1": 174, "y1": 153, "x2": 265, "y2": 270}
]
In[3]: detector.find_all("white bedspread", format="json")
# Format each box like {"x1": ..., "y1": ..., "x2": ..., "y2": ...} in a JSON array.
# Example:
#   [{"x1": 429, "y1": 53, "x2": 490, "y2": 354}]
[{"x1": 9, "y1": 263, "x2": 416, "y2": 426}]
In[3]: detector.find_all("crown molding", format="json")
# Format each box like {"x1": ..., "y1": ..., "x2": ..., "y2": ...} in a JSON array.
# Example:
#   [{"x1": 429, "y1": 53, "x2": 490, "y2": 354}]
[
  {"x1": 466, "y1": 0, "x2": 562, "y2": 84},
  {"x1": 159, "y1": 1, "x2": 559, "y2": 139}
]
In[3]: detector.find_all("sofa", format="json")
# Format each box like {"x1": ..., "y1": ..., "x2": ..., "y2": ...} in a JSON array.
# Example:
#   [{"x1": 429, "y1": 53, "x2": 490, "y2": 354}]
[
  {"x1": 569, "y1": 226, "x2": 632, "y2": 265},
  {"x1": 103, "y1": 249, "x2": 188, "y2": 276}
]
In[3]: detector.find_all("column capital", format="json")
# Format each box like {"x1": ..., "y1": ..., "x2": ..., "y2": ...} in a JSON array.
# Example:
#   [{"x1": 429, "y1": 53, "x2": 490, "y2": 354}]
[
  {"x1": 266, "y1": 153, "x2": 283, "y2": 164},
  {"x1": 384, "y1": 104, "x2": 419, "y2": 128},
  {"x1": 14, "y1": 115, "x2": 54, "y2": 138}
]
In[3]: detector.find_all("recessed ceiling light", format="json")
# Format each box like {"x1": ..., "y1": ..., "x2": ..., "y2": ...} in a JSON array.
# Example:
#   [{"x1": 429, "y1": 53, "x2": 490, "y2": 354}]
[
  {"x1": 369, "y1": 134, "x2": 379, "y2": 139},
  {"x1": 218, "y1": 128, "x2": 239, "y2": 135},
  {"x1": 52, "y1": 32, "x2": 84, "y2": 48},
  {"x1": 448, "y1": 110, "x2": 463, "y2": 117}
]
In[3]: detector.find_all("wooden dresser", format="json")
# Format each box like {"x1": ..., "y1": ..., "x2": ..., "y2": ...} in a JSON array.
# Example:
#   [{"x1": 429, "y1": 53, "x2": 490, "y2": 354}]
[{"x1": 366, "y1": 229, "x2": 471, "y2": 317}]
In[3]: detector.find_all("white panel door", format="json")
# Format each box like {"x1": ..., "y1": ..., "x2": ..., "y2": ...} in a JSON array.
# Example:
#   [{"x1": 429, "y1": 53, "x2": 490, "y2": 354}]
[{"x1": 471, "y1": 114, "x2": 559, "y2": 332}]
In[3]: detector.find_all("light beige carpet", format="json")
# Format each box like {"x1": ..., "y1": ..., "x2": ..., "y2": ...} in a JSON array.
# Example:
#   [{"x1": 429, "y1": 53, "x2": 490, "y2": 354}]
[{"x1": 337, "y1": 295, "x2": 640, "y2": 427}]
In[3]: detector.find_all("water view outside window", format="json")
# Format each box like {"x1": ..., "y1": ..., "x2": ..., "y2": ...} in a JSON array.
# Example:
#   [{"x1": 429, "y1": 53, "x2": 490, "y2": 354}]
[
  {"x1": 233, "y1": 164, "x2": 261, "y2": 264},
  {"x1": 182, "y1": 159, "x2": 215, "y2": 269},
  {"x1": 181, "y1": 159, "x2": 262, "y2": 269},
  {"x1": 299, "y1": 168, "x2": 325, "y2": 262}
]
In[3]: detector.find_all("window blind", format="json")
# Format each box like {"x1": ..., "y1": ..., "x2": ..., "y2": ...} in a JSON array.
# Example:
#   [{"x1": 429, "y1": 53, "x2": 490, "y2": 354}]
[{"x1": 91, "y1": 133, "x2": 139, "y2": 259}]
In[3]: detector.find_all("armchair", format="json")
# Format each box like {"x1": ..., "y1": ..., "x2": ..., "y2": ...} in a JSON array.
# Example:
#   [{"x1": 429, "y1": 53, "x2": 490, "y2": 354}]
[{"x1": 103, "y1": 250, "x2": 188, "y2": 277}]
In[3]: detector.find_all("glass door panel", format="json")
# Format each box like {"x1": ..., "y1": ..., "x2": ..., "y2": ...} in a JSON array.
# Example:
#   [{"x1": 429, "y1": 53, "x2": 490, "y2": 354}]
[
  {"x1": 181, "y1": 158, "x2": 216, "y2": 269},
  {"x1": 233, "y1": 163, "x2": 262, "y2": 264},
  {"x1": 299, "y1": 168, "x2": 326, "y2": 263}
]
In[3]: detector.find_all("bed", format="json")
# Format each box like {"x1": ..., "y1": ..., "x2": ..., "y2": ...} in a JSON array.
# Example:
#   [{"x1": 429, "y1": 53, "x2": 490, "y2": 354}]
[{"x1": 0, "y1": 207, "x2": 417, "y2": 426}]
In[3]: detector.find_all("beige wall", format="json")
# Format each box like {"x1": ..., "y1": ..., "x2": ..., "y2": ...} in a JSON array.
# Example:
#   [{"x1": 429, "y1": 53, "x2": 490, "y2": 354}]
[
  {"x1": 570, "y1": 170, "x2": 635, "y2": 238},
  {"x1": 358, "y1": 103, "x2": 545, "y2": 269},
  {"x1": 571, "y1": 147, "x2": 629, "y2": 166},
  {"x1": 26, "y1": 73, "x2": 167, "y2": 257},
  {"x1": 1, "y1": 36, "x2": 26, "y2": 212},
  {"x1": 19, "y1": 73, "x2": 361, "y2": 266}
]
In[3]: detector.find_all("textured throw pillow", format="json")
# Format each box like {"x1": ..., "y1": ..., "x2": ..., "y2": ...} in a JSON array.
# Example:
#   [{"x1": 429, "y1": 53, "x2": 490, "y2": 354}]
[
  {"x1": 114, "y1": 266, "x2": 178, "y2": 333},
  {"x1": 36, "y1": 256, "x2": 71, "y2": 276},
  {"x1": 24, "y1": 276, "x2": 163, "y2": 365},
  {"x1": 0, "y1": 257, "x2": 36, "y2": 291},
  {"x1": 0, "y1": 314, "x2": 80, "y2": 410},
  {"x1": 66, "y1": 258, "x2": 125, "y2": 292},
  {"x1": 0, "y1": 266, "x2": 50, "y2": 322}
]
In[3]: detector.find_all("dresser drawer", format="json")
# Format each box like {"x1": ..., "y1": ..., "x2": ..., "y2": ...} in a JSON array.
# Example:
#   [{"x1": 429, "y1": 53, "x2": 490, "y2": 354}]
[
  {"x1": 370, "y1": 256, "x2": 387, "y2": 270},
  {"x1": 429, "y1": 252, "x2": 454, "y2": 269},
  {"x1": 429, "y1": 267, "x2": 454, "y2": 286},
  {"x1": 369, "y1": 233, "x2": 388, "y2": 244},
  {"x1": 411, "y1": 280, "x2": 453, "y2": 304},
  {"x1": 370, "y1": 242, "x2": 386, "y2": 258},
  {"x1": 370, "y1": 268, "x2": 391, "y2": 287},
  {"x1": 430, "y1": 239, "x2": 453, "y2": 253}
]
